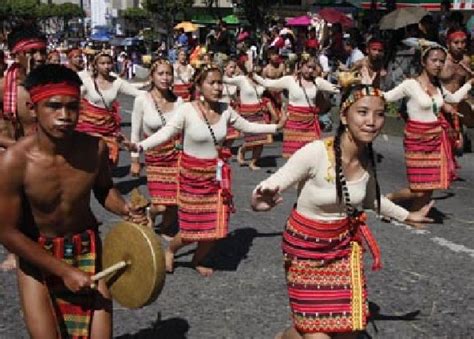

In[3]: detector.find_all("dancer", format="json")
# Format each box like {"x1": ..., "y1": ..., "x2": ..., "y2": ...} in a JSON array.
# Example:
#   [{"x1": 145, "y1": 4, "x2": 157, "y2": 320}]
[
  {"x1": 0, "y1": 25, "x2": 47, "y2": 271},
  {"x1": 223, "y1": 60, "x2": 279, "y2": 170},
  {"x1": 173, "y1": 49, "x2": 194, "y2": 102},
  {"x1": 382, "y1": 41, "x2": 472, "y2": 211},
  {"x1": 130, "y1": 59, "x2": 183, "y2": 235},
  {"x1": 0, "y1": 64, "x2": 145, "y2": 338},
  {"x1": 220, "y1": 58, "x2": 241, "y2": 144},
  {"x1": 439, "y1": 28, "x2": 472, "y2": 152},
  {"x1": 127, "y1": 65, "x2": 285, "y2": 276},
  {"x1": 352, "y1": 38, "x2": 387, "y2": 89},
  {"x1": 251, "y1": 82, "x2": 433, "y2": 338},
  {"x1": 252, "y1": 55, "x2": 339, "y2": 158},
  {"x1": 77, "y1": 52, "x2": 143, "y2": 166}
]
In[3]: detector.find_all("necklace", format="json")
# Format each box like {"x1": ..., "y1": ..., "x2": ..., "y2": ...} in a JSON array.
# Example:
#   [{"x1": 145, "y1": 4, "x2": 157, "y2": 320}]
[{"x1": 150, "y1": 91, "x2": 167, "y2": 126}]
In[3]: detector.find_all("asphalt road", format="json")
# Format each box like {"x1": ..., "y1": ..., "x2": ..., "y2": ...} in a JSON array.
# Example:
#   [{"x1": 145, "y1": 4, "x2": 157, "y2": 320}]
[{"x1": 1, "y1": 94, "x2": 474, "y2": 338}]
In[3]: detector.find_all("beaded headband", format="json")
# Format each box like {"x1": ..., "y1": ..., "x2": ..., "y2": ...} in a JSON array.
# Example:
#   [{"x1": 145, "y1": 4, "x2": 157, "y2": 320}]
[{"x1": 340, "y1": 86, "x2": 384, "y2": 113}]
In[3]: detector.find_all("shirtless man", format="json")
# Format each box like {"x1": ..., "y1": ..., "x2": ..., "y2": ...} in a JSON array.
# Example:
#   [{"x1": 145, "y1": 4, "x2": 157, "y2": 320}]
[
  {"x1": 352, "y1": 38, "x2": 387, "y2": 89},
  {"x1": 0, "y1": 64, "x2": 144, "y2": 338},
  {"x1": 0, "y1": 26, "x2": 47, "y2": 270},
  {"x1": 439, "y1": 28, "x2": 472, "y2": 152},
  {"x1": 262, "y1": 47, "x2": 285, "y2": 118}
]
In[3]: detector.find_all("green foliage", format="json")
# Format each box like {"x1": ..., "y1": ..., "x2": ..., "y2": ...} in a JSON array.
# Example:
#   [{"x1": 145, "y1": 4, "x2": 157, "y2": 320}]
[
  {"x1": 237, "y1": 0, "x2": 273, "y2": 29},
  {"x1": 121, "y1": 7, "x2": 149, "y2": 20},
  {"x1": 142, "y1": 0, "x2": 193, "y2": 19},
  {"x1": 57, "y1": 3, "x2": 84, "y2": 19},
  {"x1": 8, "y1": 0, "x2": 37, "y2": 17},
  {"x1": 0, "y1": 2, "x2": 11, "y2": 19}
]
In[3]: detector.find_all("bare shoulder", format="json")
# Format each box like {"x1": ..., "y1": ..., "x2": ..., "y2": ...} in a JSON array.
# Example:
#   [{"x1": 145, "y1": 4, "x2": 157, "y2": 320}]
[
  {"x1": 461, "y1": 55, "x2": 471, "y2": 67},
  {"x1": 0, "y1": 136, "x2": 34, "y2": 183}
]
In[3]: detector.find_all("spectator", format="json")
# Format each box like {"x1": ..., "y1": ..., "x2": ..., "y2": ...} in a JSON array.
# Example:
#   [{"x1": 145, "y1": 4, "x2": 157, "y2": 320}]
[
  {"x1": 177, "y1": 28, "x2": 189, "y2": 52},
  {"x1": 341, "y1": 38, "x2": 364, "y2": 70}
]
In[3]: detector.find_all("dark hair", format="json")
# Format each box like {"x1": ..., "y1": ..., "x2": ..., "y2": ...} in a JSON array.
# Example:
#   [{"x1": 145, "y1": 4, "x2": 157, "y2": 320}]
[
  {"x1": 335, "y1": 84, "x2": 382, "y2": 215},
  {"x1": 7, "y1": 24, "x2": 46, "y2": 52},
  {"x1": 192, "y1": 64, "x2": 222, "y2": 86},
  {"x1": 24, "y1": 64, "x2": 82, "y2": 91}
]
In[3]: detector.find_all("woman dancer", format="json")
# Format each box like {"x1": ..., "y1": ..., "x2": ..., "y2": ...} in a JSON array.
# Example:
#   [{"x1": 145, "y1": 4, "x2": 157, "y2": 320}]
[
  {"x1": 252, "y1": 82, "x2": 433, "y2": 338},
  {"x1": 130, "y1": 59, "x2": 183, "y2": 234},
  {"x1": 220, "y1": 58, "x2": 240, "y2": 145},
  {"x1": 77, "y1": 52, "x2": 143, "y2": 166},
  {"x1": 223, "y1": 60, "x2": 279, "y2": 170},
  {"x1": 380, "y1": 41, "x2": 472, "y2": 211},
  {"x1": 128, "y1": 65, "x2": 285, "y2": 276},
  {"x1": 173, "y1": 49, "x2": 194, "y2": 102},
  {"x1": 252, "y1": 55, "x2": 339, "y2": 158}
]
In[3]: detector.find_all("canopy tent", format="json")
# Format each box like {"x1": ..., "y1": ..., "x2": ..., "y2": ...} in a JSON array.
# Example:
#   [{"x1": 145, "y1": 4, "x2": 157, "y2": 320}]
[
  {"x1": 359, "y1": 0, "x2": 450, "y2": 11},
  {"x1": 286, "y1": 15, "x2": 312, "y2": 26},
  {"x1": 90, "y1": 32, "x2": 112, "y2": 42}
]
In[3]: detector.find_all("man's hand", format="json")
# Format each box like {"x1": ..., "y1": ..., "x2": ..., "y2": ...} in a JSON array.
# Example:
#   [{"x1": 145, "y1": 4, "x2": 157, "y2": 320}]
[{"x1": 61, "y1": 266, "x2": 94, "y2": 293}]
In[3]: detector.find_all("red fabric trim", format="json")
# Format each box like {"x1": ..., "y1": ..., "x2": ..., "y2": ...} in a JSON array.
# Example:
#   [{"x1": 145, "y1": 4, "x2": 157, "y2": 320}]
[
  {"x1": 29, "y1": 83, "x2": 80, "y2": 104},
  {"x1": 12, "y1": 39, "x2": 46, "y2": 54}
]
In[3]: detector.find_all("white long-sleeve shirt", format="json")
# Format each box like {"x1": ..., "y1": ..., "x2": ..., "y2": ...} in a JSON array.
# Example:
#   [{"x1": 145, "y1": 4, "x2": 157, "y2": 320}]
[
  {"x1": 130, "y1": 91, "x2": 183, "y2": 157},
  {"x1": 256, "y1": 140, "x2": 409, "y2": 222},
  {"x1": 173, "y1": 63, "x2": 194, "y2": 84},
  {"x1": 383, "y1": 79, "x2": 472, "y2": 122},
  {"x1": 223, "y1": 75, "x2": 265, "y2": 105},
  {"x1": 139, "y1": 102, "x2": 278, "y2": 159},
  {"x1": 80, "y1": 72, "x2": 143, "y2": 108},
  {"x1": 253, "y1": 75, "x2": 338, "y2": 107}
]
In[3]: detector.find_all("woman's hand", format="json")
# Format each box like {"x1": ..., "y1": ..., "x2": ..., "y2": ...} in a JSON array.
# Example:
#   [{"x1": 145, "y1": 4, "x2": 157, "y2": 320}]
[
  {"x1": 121, "y1": 140, "x2": 140, "y2": 153},
  {"x1": 251, "y1": 186, "x2": 283, "y2": 211},
  {"x1": 276, "y1": 110, "x2": 287, "y2": 131},
  {"x1": 405, "y1": 200, "x2": 434, "y2": 228}
]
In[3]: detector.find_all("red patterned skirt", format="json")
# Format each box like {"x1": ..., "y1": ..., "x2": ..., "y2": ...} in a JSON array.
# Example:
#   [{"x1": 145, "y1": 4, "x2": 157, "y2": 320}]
[
  {"x1": 404, "y1": 118, "x2": 456, "y2": 191},
  {"x1": 173, "y1": 83, "x2": 192, "y2": 102},
  {"x1": 283, "y1": 105, "x2": 321, "y2": 158},
  {"x1": 283, "y1": 209, "x2": 381, "y2": 334},
  {"x1": 76, "y1": 99, "x2": 121, "y2": 165},
  {"x1": 39, "y1": 229, "x2": 98, "y2": 339},
  {"x1": 238, "y1": 103, "x2": 273, "y2": 147},
  {"x1": 178, "y1": 152, "x2": 233, "y2": 242},
  {"x1": 145, "y1": 136, "x2": 181, "y2": 206}
]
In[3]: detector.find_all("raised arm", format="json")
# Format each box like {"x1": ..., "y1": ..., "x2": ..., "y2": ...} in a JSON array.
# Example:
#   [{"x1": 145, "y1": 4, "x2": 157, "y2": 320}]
[
  {"x1": 138, "y1": 104, "x2": 186, "y2": 151},
  {"x1": 222, "y1": 75, "x2": 246, "y2": 87},
  {"x1": 258, "y1": 141, "x2": 320, "y2": 193},
  {"x1": 383, "y1": 79, "x2": 416, "y2": 103},
  {"x1": 229, "y1": 108, "x2": 278, "y2": 134},
  {"x1": 252, "y1": 74, "x2": 291, "y2": 90},
  {"x1": 443, "y1": 81, "x2": 472, "y2": 103},
  {"x1": 315, "y1": 77, "x2": 339, "y2": 93},
  {"x1": 118, "y1": 78, "x2": 144, "y2": 97}
]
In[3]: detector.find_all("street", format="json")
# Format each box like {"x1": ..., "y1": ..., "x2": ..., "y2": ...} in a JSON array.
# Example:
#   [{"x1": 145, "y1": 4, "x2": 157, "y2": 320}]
[{"x1": 1, "y1": 94, "x2": 474, "y2": 338}]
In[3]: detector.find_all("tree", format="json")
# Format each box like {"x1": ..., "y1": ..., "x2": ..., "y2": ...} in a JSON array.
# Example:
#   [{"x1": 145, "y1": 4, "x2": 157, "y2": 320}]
[
  {"x1": 235, "y1": 0, "x2": 273, "y2": 29},
  {"x1": 121, "y1": 7, "x2": 150, "y2": 36},
  {"x1": 142, "y1": 0, "x2": 194, "y2": 44}
]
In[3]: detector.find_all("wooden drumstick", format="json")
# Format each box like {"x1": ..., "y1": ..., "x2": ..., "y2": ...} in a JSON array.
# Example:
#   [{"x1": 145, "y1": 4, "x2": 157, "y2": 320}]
[{"x1": 90, "y1": 260, "x2": 131, "y2": 288}]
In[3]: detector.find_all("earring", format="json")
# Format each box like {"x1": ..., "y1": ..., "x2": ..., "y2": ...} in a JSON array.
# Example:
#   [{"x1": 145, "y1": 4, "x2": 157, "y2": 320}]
[{"x1": 199, "y1": 95, "x2": 205, "y2": 103}]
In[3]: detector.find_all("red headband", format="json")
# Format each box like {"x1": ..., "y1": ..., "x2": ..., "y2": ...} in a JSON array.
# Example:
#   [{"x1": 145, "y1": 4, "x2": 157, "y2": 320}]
[
  {"x1": 29, "y1": 82, "x2": 80, "y2": 104},
  {"x1": 368, "y1": 41, "x2": 384, "y2": 50},
  {"x1": 448, "y1": 31, "x2": 467, "y2": 41},
  {"x1": 12, "y1": 38, "x2": 47, "y2": 54}
]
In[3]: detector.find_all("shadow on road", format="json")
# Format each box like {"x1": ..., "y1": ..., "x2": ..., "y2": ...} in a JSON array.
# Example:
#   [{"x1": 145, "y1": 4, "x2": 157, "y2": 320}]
[
  {"x1": 115, "y1": 313, "x2": 189, "y2": 339},
  {"x1": 362, "y1": 301, "x2": 421, "y2": 337},
  {"x1": 257, "y1": 155, "x2": 279, "y2": 168},
  {"x1": 116, "y1": 177, "x2": 147, "y2": 195},
  {"x1": 211, "y1": 227, "x2": 282, "y2": 271},
  {"x1": 112, "y1": 165, "x2": 132, "y2": 178}
]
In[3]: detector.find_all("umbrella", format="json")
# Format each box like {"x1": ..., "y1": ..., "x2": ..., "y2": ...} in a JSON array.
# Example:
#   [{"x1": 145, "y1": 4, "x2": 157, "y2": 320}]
[
  {"x1": 286, "y1": 15, "x2": 312, "y2": 26},
  {"x1": 223, "y1": 14, "x2": 239, "y2": 25},
  {"x1": 379, "y1": 7, "x2": 429, "y2": 30},
  {"x1": 318, "y1": 8, "x2": 353, "y2": 29},
  {"x1": 174, "y1": 21, "x2": 199, "y2": 33}
]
